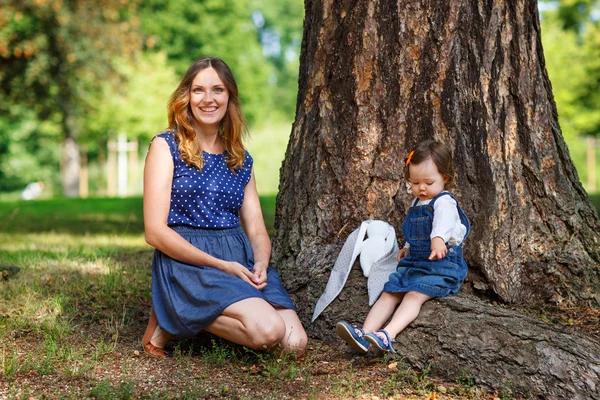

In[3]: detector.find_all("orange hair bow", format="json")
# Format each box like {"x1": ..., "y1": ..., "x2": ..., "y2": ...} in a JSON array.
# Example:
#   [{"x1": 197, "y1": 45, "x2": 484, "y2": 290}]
[{"x1": 405, "y1": 150, "x2": 415, "y2": 166}]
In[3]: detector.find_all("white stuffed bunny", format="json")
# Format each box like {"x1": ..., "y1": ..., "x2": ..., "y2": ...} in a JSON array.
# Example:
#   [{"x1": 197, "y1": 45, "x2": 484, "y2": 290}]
[
  {"x1": 312, "y1": 220, "x2": 399, "y2": 321},
  {"x1": 359, "y1": 220, "x2": 395, "y2": 277}
]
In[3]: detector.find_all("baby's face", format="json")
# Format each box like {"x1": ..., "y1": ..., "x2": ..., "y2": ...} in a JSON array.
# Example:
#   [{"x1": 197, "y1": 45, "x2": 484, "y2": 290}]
[{"x1": 408, "y1": 157, "x2": 447, "y2": 201}]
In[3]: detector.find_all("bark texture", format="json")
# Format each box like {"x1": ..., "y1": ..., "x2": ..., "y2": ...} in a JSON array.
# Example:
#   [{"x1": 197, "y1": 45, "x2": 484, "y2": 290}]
[
  {"x1": 273, "y1": 0, "x2": 600, "y2": 317},
  {"x1": 399, "y1": 295, "x2": 600, "y2": 400},
  {"x1": 272, "y1": 0, "x2": 600, "y2": 397}
]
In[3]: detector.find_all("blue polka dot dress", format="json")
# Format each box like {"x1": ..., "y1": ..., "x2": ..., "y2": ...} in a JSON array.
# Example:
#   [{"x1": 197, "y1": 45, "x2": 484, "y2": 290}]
[{"x1": 150, "y1": 132, "x2": 296, "y2": 337}]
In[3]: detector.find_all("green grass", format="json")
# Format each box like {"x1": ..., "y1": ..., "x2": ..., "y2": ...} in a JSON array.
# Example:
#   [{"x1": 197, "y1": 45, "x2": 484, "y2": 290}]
[
  {"x1": 0, "y1": 196, "x2": 145, "y2": 234},
  {"x1": 0, "y1": 195, "x2": 278, "y2": 236},
  {"x1": 0, "y1": 196, "x2": 595, "y2": 399}
]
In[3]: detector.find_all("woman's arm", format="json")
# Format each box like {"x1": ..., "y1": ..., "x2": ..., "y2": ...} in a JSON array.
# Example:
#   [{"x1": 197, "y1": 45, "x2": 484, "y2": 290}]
[
  {"x1": 143, "y1": 138, "x2": 260, "y2": 287},
  {"x1": 239, "y1": 168, "x2": 270, "y2": 287}
]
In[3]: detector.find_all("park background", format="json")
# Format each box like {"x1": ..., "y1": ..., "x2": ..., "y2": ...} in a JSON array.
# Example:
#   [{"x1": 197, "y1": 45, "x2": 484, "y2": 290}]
[{"x1": 1, "y1": 0, "x2": 600, "y2": 399}]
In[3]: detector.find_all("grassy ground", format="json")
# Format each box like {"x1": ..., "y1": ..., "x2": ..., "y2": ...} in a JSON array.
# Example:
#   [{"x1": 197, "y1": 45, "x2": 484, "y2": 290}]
[{"x1": 0, "y1": 197, "x2": 513, "y2": 400}]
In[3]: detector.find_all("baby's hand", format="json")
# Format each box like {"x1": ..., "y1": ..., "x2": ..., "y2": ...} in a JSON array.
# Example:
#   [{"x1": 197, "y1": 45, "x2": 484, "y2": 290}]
[
  {"x1": 397, "y1": 248, "x2": 409, "y2": 261},
  {"x1": 429, "y1": 237, "x2": 447, "y2": 260}
]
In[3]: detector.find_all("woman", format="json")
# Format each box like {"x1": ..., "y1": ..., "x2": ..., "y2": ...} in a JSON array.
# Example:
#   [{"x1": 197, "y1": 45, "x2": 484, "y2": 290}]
[{"x1": 142, "y1": 56, "x2": 307, "y2": 357}]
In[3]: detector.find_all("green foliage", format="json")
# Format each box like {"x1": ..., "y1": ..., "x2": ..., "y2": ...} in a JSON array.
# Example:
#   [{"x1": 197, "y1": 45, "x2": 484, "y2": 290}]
[
  {"x1": 540, "y1": 0, "x2": 598, "y2": 31},
  {"x1": 0, "y1": 0, "x2": 304, "y2": 194},
  {"x1": 84, "y1": 52, "x2": 178, "y2": 146},
  {"x1": 250, "y1": 0, "x2": 305, "y2": 120},
  {"x1": 0, "y1": 0, "x2": 142, "y2": 137},
  {"x1": 541, "y1": 1, "x2": 600, "y2": 139},
  {"x1": 541, "y1": 14, "x2": 587, "y2": 142},
  {"x1": 541, "y1": 1, "x2": 600, "y2": 192},
  {"x1": 138, "y1": 0, "x2": 276, "y2": 125},
  {"x1": 0, "y1": 107, "x2": 61, "y2": 191},
  {"x1": 246, "y1": 122, "x2": 294, "y2": 195}
]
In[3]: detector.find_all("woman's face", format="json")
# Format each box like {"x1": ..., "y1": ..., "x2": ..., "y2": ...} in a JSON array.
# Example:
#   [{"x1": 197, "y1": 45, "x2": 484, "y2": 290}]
[{"x1": 189, "y1": 67, "x2": 229, "y2": 131}]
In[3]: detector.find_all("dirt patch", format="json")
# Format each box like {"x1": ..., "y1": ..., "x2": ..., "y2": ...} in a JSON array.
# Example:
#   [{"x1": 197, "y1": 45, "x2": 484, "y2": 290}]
[{"x1": 1, "y1": 310, "x2": 502, "y2": 399}]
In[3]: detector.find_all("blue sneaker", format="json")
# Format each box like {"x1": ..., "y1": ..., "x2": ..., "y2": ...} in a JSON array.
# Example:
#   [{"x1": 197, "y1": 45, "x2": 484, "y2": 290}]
[
  {"x1": 336, "y1": 321, "x2": 370, "y2": 354},
  {"x1": 364, "y1": 330, "x2": 397, "y2": 353}
]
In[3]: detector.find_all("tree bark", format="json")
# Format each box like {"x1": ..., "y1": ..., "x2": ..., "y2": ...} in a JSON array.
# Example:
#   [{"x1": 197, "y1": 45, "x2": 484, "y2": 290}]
[
  {"x1": 399, "y1": 295, "x2": 600, "y2": 400},
  {"x1": 272, "y1": 0, "x2": 600, "y2": 397}
]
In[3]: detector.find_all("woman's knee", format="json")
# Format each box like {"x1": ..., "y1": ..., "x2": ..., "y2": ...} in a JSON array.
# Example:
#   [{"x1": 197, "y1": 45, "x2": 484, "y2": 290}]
[
  {"x1": 247, "y1": 313, "x2": 286, "y2": 350},
  {"x1": 282, "y1": 328, "x2": 308, "y2": 356}
]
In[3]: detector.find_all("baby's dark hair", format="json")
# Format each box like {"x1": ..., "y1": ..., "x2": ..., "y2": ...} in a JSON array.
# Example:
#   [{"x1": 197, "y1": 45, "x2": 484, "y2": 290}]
[{"x1": 405, "y1": 140, "x2": 455, "y2": 187}]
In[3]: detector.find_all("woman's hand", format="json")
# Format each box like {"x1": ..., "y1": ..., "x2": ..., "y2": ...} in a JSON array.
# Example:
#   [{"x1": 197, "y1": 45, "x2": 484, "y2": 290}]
[
  {"x1": 397, "y1": 248, "x2": 409, "y2": 261},
  {"x1": 429, "y1": 236, "x2": 448, "y2": 260},
  {"x1": 252, "y1": 262, "x2": 268, "y2": 290},
  {"x1": 221, "y1": 261, "x2": 265, "y2": 290}
]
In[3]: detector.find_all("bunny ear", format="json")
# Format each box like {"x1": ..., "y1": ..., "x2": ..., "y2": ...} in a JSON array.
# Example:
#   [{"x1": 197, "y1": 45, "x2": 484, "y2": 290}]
[
  {"x1": 312, "y1": 222, "x2": 367, "y2": 322},
  {"x1": 360, "y1": 236, "x2": 386, "y2": 277},
  {"x1": 351, "y1": 220, "x2": 370, "y2": 259}
]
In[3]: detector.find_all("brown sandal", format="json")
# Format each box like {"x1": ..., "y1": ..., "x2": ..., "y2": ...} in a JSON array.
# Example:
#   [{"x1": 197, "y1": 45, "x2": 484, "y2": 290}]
[{"x1": 142, "y1": 308, "x2": 168, "y2": 358}]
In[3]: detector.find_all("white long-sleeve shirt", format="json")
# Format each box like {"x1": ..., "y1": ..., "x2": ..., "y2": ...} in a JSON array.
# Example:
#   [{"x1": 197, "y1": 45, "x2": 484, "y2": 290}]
[{"x1": 404, "y1": 192, "x2": 467, "y2": 248}]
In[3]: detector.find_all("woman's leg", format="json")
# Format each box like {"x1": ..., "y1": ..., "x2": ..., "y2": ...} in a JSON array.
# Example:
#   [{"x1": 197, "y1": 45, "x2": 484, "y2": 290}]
[
  {"x1": 142, "y1": 308, "x2": 172, "y2": 357},
  {"x1": 204, "y1": 297, "x2": 287, "y2": 350},
  {"x1": 362, "y1": 292, "x2": 404, "y2": 332},
  {"x1": 275, "y1": 308, "x2": 308, "y2": 356},
  {"x1": 383, "y1": 291, "x2": 432, "y2": 337}
]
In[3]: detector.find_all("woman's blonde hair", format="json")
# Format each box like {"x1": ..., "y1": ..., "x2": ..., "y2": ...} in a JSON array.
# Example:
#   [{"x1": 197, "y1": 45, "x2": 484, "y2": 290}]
[{"x1": 167, "y1": 56, "x2": 247, "y2": 171}]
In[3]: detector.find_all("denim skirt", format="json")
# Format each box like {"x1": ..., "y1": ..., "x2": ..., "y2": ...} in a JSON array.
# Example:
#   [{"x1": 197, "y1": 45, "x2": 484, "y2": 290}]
[
  {"x1": 382, "y1": 245, "x2": 468, "y2": 298},
  {"x1": 152, "y1": 225, "x2": 296, "y2": 336}
]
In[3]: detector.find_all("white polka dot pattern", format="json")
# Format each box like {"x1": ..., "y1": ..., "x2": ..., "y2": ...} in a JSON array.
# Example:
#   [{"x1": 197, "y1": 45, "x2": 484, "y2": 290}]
[{"x1": 153, "y1": 132, "x2": 253, "y2": 229}]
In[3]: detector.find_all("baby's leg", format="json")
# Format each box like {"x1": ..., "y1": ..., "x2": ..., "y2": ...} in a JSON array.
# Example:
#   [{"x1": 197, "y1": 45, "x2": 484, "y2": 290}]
[
  {"x1": 363, "y1": 292, "x2": 404, "y2": 332},
  {"x1": 383, "y1": 291, "x2": 432, "y2": 338}
]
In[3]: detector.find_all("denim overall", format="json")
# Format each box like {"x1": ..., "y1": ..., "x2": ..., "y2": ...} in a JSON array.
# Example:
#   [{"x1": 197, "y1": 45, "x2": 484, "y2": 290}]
[{"x1": 383, "y1": 192, "x2": 470, "y2": 297}]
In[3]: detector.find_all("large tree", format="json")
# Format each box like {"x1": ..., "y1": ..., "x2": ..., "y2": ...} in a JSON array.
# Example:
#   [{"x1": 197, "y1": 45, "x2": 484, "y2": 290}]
[{"x1": 273, "y1": 0, "x2": 600, "y2": 397}]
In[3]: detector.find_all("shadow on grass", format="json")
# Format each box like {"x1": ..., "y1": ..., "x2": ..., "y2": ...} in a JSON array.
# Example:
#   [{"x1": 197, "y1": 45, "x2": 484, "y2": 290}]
[
  {"x1": 0, "y1": 197, "x2": 145, "y2": 235},
  {"x1": 0, "y1": 194, "x2": 279, "y2": 235}
]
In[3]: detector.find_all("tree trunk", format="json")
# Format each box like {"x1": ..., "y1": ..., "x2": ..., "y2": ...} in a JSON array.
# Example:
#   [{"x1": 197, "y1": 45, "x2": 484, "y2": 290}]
[
  {"x1": 400, "y1": 295, "x2": 600, "y2": 400},
  {"x1": 272, "y1": 0, "x2": 600, "y2": 397},
  {"x1": 60, "y1": 137, "x2": 80, "y2": 198},
  {"x1": 57, "y1": 82, "x2": 82, "y2": 198}
]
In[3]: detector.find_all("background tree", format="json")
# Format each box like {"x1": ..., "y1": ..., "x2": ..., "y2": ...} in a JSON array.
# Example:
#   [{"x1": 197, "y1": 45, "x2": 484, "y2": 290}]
[
  {"x1": 0, "y1": 0, "x2": 142, "y2": 196},
  {"x1": 272, "y1": 0, "x2": 600, "y2": 396}
]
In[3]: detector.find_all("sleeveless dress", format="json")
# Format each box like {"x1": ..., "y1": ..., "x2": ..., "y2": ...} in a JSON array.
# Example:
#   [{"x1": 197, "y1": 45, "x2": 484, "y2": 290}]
[
  {"x1": 150, "y1": 132, "x2": 296, "y2": 337},
  {"x1": 383, "y1": 192, "x2": 470, "y2": 297}
]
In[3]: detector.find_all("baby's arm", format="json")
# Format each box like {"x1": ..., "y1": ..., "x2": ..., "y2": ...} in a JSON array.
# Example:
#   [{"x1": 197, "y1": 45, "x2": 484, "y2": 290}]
[
  {"x1": 429, "y1": 237, "x2": 447, "y2": 260},
  {"x1": 429, "y1": 196, "x2": 460, "y2": 260}
]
